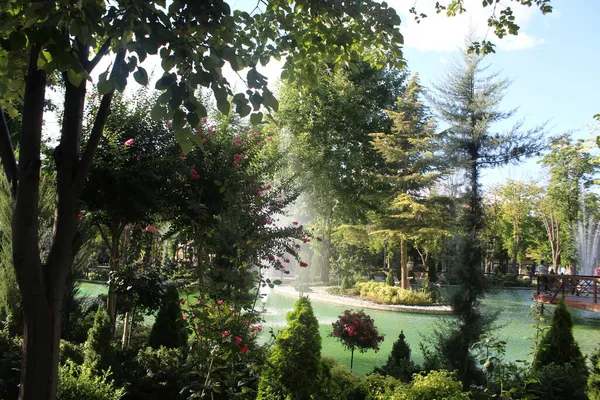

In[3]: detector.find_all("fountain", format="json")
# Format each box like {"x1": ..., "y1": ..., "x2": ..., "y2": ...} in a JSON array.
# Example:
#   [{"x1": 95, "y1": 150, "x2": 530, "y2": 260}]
[{"x1": 575, "y1": 216, "x2": 600, "y2": 276}]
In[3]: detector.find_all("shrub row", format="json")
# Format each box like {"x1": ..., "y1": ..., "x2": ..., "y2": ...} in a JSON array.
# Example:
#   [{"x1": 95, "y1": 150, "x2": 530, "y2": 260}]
[{"x1": 356, "y1": 282, "x2": 433, "y2": 306}]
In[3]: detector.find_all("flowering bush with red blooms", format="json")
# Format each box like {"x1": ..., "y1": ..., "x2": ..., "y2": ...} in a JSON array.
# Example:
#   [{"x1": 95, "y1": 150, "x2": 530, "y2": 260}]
[
  {"x1": 181, "y1": 296, "x2": 267, "y2": 398},
  {"x1": 331, "y1": 309, "x2": 384, "y2": 353}
]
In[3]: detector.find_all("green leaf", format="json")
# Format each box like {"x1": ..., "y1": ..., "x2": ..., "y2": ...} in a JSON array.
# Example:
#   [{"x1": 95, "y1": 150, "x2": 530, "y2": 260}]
[
  {"x1": 273, "y1": 279, "x2": 282, "y2": 285},
  {"x1": 67, "y1": 69, "x2": 85, "y2": 87},
  {"x1": 161, "y1": 56, "x2": 177, "y2": 72},
  {"x1": 155, "y1": 74, "x2": 176, "y2": 90},
  {"x1": 97, "y1": 79, "x2": 114, "y2": 95},
  {"x1": 150, "y1": 103, "x2": 167, "y2": 121},
  {"x1": 250, "y1": 112, "x2": 263, "y2": 125},
  {"x1": 216, "y1": 99, "x2": 230, "y2": 115},
  {"x1": 133, "y1": 67, "x2": 149, "y2": 86}
]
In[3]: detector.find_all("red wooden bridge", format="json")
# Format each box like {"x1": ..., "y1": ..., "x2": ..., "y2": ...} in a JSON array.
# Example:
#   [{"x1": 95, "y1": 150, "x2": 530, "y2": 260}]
[{"x1": 534, "y1": 274, "x2": 600, "y2": 312}]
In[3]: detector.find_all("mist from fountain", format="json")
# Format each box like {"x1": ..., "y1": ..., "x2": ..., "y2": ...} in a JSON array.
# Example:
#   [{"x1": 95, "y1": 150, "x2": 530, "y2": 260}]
[{"x1": 575, "y1": 216, "x2": 600, "y2": 276}]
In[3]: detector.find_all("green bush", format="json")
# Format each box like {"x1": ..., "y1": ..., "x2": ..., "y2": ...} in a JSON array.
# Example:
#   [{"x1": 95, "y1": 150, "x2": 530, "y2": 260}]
[
  {"x1": 83, "y1": 307, "x2": 114, "y2": 374},
  {"x1": 374, "y1": 331, "x2": 417, "y2": 382},
  {"x1": 341, "y1": 276, "x2": 356, "y2": 290},
  {"x1": 59, "y1": 340, "x2": 84, "y2": 365},
  {"x1": 386, "y1": 270, "x2": 395, "y2": 287},
  {"x1": 149, "y1": 286, "x2": 187, "y2": 349},
  {"x1": 0, "y1": 320, "x2": 21, "y2": 400},
  {"x1": 396, "y1": 370, "x2": 469, "y2": 400},
  {"x1": 127, "y1": 346, "x2": 186, "y2": 400},
  {"x1": 528, "y1": 362, "x2": 588, "y2": 400},
  {"x1": 356, "y1": 282, "x2": 433, "y2": 306},
  {"x1": 57, "y1": 360, "x2": 124, "y2": 400},
  {"x1": 257, "y1": 297, "x2": 325, "y2": 399},
  {"x1": 321, "y1": 358, "x2": 369, "y2": 400},
  {"x1": 588, "y1": 348, "x2": 600, "y2": 399},
  {"x1": 364, "y1": 373, "x2": 406, "y2": 400}
]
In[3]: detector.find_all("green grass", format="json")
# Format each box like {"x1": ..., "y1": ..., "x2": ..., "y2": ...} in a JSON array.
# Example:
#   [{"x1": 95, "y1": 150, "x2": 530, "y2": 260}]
[{"x1": 76, "y1": 281, "x2": 108, "y2": 298}]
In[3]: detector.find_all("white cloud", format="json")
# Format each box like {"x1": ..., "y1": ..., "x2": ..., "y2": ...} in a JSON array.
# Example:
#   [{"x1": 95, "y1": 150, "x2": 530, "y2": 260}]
[
  {"x1": 439, "y1": 56, "x2": 448, "y2": 64},
  {"x1": 390, "y1": 0, "x2": 545, "y2": 53}
]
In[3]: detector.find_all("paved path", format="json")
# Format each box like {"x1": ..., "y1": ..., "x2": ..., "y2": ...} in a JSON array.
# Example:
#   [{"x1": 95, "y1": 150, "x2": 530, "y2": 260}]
[{"x1": 274, "y1": 285, "x2": 453, "y2": 315}]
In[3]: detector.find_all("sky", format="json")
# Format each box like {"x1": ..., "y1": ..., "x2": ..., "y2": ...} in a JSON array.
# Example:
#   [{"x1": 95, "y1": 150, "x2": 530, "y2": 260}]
[{"x1": 226, "y1": 0, "x2": 600, "y2": 189}]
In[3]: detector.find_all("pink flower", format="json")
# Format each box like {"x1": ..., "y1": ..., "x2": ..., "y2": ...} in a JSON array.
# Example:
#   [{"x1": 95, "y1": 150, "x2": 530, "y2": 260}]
[
  {"x1": 265, "y1": 184, "x2": 271, "y2": 190},
  {"x1": 292, "y1": 221, "x2": 298, "y2": 225},
  {"x1": 256, "y1": 189, "x2": 263, "y2": 196},
  {"x1": 166, "y1": 120, "x2": 172, "y2": 129},
  {"x1": 233, "y1": 161, "x2": 240, "y2": 168},
  {"x1": 303, "y1": 237, "x2": 310, "y2": 243},
  {"x1": 229, "y1": 306, "x2": 235, "y2": 311},
  {"x1": 190, "y1": 169, "x2": 200, "y2": 179},
  {"x1": 268, "y1": 254, "x2": 275, "y2": 261},
  {"x1": 202, "y1": 137, "x2": 207, "y2": 144},
  {"x1": 77, "y1": 215, "x2": 83, "y2": 221},
  {"x1": 145, "y1": 225, "x2": 158, "y2": 234},
  {"x1": 284, "y1": 258, "x2": 290, "y2": 263},
  {"x1": 233, "y1": 153, "x2": 243, "y2": 161},
  {"x1": 235, "y1": 336, "x2": 243, "y2": 344},
  {"x1": 217, "y1": 299, "x2": 224, "y2": 305},
  {"x1": 124, "y1": 138, "x2": 134, "y2": 146},
  {"x1": 240, "y1": 344, "x2": 249, "y2": 353},
  {"x1": 221, "y1": 331, "x2": 229, "y2": 338},
  {"x1": 233, "y1": 139, "x2": 243, "y2": 146},
  {"x1": 294, "y1": 244, "x2": 301, "y2": 249},
  {"x1": 201, "y1": 118, "x2": 207, "y2": 125},
  {"x1": 208, "y1": 125, "x2": 216, "y2": 134},
  {"x1": 182, "y1": 314, "x2": 187, "y2": 321},
  {"x1": 267, "y1": 136, "x2": 272, "y2": 142}
]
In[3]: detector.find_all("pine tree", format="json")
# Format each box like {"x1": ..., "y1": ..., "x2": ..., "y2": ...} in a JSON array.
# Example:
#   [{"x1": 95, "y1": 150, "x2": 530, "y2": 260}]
[
  {"x1": 370, "y1": 74, "x2": 445, "y2": 289},
  {"x1": 257, "y1": 297, "x2": 324, "y2": 400},
  {"x1": 374, "y1": 330, "x2": 416, "y2": 382},
  {"x1": 148, "y1": 286, "x2": 187, "y2": 349},
  {"x1": 428, "y1": 48, "x2": 545, "y2": 385},
  {"x1": 587, "y1": 348, "x2": 600, "y2": 399},
  {"x1": 83, "y1": 307, "x2": 114, "y2": 375}
]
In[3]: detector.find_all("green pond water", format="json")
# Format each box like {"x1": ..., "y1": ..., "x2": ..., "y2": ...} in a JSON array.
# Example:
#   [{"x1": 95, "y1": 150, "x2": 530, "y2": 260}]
[{"x1": 77, "y1": 282, "x2": 600, "y2": 376}]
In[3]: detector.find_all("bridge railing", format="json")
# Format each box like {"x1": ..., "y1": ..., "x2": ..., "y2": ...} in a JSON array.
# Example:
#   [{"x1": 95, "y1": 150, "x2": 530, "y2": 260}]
[{"x1": 536, "y1": 274, "x2": 600, "y2": 304}]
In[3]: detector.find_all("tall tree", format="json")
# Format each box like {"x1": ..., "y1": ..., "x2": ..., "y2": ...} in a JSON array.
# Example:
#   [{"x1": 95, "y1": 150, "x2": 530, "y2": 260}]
[
  {"x1": 428, "y1": 49, "x2": 545, "y2": 385},
  {"x1": 280, "y1": 65, "x2": 406, "y2": 283},
  {"x1": 538, "y1": 134, "x2": 599, "y2": 270},
  {"x1": 493, "y1": 179, "x2": 541, "y2": 273},
  {"x1": 370, "y1": 74, "x2": 443, "y2": 289}
]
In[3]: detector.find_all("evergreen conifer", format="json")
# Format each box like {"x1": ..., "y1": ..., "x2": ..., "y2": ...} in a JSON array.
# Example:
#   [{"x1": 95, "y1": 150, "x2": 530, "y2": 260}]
[
  {"x1": 374, "y1": 330, "x2": 416, "y2": 382},
  {"x1": 148, "y1": 286, "x2": 187, "y2": 349}
]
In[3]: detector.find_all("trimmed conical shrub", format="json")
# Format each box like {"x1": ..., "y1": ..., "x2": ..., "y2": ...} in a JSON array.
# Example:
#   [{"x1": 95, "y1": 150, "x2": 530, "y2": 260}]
[
  {"x1": 257, "y1": 297, "x2": 324, "y2": 399},
  {"x1": 374, "y1": 330, "x2": 416, "y2": 382},
  {"x1": 149, "y1": 286, "x2": 187, "y2": 349}
]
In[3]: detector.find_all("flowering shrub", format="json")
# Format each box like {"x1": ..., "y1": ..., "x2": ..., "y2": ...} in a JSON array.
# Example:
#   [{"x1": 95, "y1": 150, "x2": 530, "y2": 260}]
[{"x1": 331, "y1": 309, "x2": 384, "y2": 353}]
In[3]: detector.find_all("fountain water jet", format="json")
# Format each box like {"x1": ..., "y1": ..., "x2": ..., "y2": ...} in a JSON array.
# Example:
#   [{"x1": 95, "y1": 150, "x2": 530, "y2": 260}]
[{"x1": 575, "y1": 216, "x2": 600, "y2": 276}]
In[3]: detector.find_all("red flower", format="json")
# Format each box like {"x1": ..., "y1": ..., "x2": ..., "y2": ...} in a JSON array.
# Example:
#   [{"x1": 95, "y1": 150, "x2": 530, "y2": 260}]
[
  {"x1": 268, "y1": 254, "x2": 275, "y2": 261},
  {"x1": 201, "y1": 118, "x2": 207, "y2": 125},
  {"x1": 235, "y1": 336, "x2": 243, "y2": 344},
  {"x1": 180, "y1": 152, "x2": 186, "y2": 158},
  {"x1": 316, "y1": 236, "x2": 323, "y2": 241},
  {"x1": 292, "y1": 221, "x2": 299, "y2": 225},
  {"x1": 233, "y1": 153, "x2": 243, "y2": 161},
  {"x1": 232, "y1": 161, "x2": 240, "y2": 168},
  {"x1": 124, "y1": 138, "x2": 134, "y2": 146},
  {"x1": 240, "y1": 344, "x2": 249, "y2": 353},
  {"x1": 300, "y1": 261, "x2": 308, "y2": 267},
  {"x1": 217, "y1": 299, "x2": 224, "y2": 305},
  {"x1": 295, "y1": 244, "x2": 301, "y2": 249},
  {"x1": 284, "y1": 258, "x2": 290, "y2": 263},
  {"x1": 169, "y1": 211, "x2": 175, "y2": 218},
  {"x1": 135, "y1": 223, "x2": 142, "y2": 230},
  {"x1": 182, "y1": 314, "x2": 187, "y2": 321},
  {"x1": 77, "y1": 215, "x2": 83, "y2": 221},
  {"x1": 221, "y1": 330, "x2": 229, "y2": 338},
  {"x1": 190, "y1": 169, "x2": 200, "y2": 179},
  {"x1": 145, "y1": 225, "x2": 158, "y2": 234}
]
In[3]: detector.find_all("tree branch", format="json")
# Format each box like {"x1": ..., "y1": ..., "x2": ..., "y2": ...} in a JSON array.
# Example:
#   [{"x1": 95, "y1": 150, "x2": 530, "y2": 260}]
[
  {"x1": 74, "y1": 49, "x2": 126, "y2": 191},
  {"x1": 0, "y1": 109, "x2": 17, "y2": 198},
  {"x1": 96, "y1": 221, "x2": 112, "y2": 251},
  {"x1": 86, "y1": 38, "x2": 112, "y2": 73}
]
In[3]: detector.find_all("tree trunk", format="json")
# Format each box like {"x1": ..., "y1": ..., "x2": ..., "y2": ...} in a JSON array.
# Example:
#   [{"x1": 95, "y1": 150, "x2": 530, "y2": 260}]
[
  {"x1": 400, "y1": 238, "x2": 409, "y2": 289},
  {"x1": 106, "y1": 227, "x2": 120, "y2": 326},
  {"x1": 121, "y1": 312, "x2": 130, "y2": 348},
  {"x1": 320, "y1": 216, "x2": 331, "y2": 284}
]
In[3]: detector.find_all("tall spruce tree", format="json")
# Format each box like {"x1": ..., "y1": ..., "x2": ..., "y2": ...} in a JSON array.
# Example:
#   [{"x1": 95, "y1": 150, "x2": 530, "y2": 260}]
[
  {"x1": 428, "y1": 49, "x2": 545, "y2": 386},
  {"x1": 370, "y1": 74, "x2": 444, "y2": 289}
]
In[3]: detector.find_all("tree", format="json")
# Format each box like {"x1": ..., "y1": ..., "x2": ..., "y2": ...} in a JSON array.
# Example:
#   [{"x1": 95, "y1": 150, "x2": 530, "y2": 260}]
[
  {"x1": 531, "y1": 299, "x2": 588, "y2": 400},
  {"x1": 370, "y1": 74, "x2": 443, "y2": 289},
  {"x1": 374, "y1": 330, "x2": 417, "y2": 382},
  {"x1": 428, "y1": 48, "x2": 545, "y2": 385},
  {"x1": 0, "y1": 1, "x2": 552, "y2": 397},
  {"x1": 587, "y1": 348, "x2": 600, "y2": 399},
  {"x1": 280, "y1": 65, "x2": 406, "y2": 284},
  {"x1": 257, "y1": 297, "x2": 324, "y2": 399},
  {"x1": 148, "y1": 286, "x2": 187, "y2": 350},
  {"x1": 493, "y1": 180, "x2": 541, "y2": 273},
  {"x1": 81, "y1": 90, "x2": 184, "y2": 324},
  {"x1": 538, "y1": 134, "x2": 599, "y2": 270},
  {"x1": 82, "y1": 307, "x2": 114, "y2": 376},
  {"x1": 330, "y1": 309, "x2": 384, "y2": 370}
]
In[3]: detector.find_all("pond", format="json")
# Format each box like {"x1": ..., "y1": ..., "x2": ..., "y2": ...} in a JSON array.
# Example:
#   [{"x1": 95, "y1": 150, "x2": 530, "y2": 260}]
[{"x1": 76, "y1": 282, "x2": 600, "y2": 376}]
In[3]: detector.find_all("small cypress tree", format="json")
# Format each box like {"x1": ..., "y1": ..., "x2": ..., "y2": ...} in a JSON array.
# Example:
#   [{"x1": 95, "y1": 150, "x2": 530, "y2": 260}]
[
  {"x1": 386, "y1": 269, "x2": 395, "y2": 287},
  {"x1": 587, "y1": 348, "x2": 600, "y2": 399},
  {"x1": 83, "y1": 307, "x2": 114, "y2": 375},
  {"x1": 257, "y1": 297, "x2": 323, "y2": 400},
  {"x1": 529, "y1": 299, "x2": 588, "y2": 400},
  {"x1": 374, "y1": 330, "x2": 416, "y2": 382},
  {"x1": 149, "y1": 286, "x2": 187, "y2": 349},
  {"x1": 533, "y1": 299, "x2": 586, "y2": 369}
]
